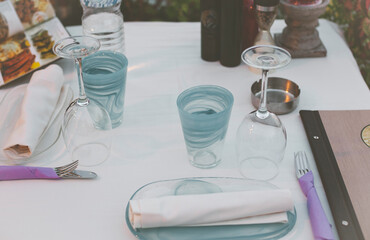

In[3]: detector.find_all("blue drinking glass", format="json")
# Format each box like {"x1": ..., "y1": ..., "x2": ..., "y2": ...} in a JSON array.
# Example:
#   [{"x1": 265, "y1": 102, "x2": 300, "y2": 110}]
[
  {"x1": 177, "y1": 85, "x2": 234, "y2": 168},
  {"x1": 82, "y1": 50, "x2": 128, "y2": 128}
]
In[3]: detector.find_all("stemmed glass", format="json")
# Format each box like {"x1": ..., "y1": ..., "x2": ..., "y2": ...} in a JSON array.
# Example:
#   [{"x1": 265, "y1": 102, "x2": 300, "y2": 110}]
[
  {"x1": 236, "y1": 45, "x2": 291, "y2": 180},
  {"x1": 53, "y1": 36, "x2": 112, "y2": 166}
]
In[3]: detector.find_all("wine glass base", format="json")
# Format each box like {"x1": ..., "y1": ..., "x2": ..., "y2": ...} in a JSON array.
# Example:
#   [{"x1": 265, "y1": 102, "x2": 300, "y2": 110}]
[
  {"x1": 239, "y1": 157, "x2": 279, "y2": 181},
  {"x1": 71, "y1": 142, "x2": 110, "y2": 166}
]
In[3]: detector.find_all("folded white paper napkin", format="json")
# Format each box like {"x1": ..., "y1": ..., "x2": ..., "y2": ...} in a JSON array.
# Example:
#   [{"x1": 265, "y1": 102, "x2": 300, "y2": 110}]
[
  {"x1": 2, "y1": 65, "x2": 66, "y2": 160},
  {"x1": 129, "y1": 189, "x2": 294, "y2": 229}
]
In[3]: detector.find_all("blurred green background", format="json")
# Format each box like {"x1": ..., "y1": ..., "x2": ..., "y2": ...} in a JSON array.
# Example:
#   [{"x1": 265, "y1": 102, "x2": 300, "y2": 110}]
[{"x1": 51, "y1": 0, "x2": 369, "y2": 88}]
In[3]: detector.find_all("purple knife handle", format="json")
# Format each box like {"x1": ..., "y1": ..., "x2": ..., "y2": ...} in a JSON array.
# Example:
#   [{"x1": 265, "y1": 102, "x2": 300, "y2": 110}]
[
  {"x1": 299, "y1": 171, "x2": 335, "y2": 240},
  {"x1": 0, "y1": 166, "x2": 60, "y2": 180}
]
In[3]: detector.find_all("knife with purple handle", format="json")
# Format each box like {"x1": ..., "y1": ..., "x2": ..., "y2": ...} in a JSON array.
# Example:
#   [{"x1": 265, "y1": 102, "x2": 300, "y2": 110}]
[{"x1": 295, "y1": 151, "x2": 335, "y2": 240}]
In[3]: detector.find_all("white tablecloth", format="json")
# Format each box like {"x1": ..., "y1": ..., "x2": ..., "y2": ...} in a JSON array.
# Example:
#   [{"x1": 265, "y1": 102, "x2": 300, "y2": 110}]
[{"x1": 0, "y1": 19, "x2": 369, "y2": 240}]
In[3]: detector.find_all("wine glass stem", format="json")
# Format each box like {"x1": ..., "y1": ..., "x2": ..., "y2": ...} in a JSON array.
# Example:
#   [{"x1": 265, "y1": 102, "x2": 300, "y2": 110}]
[
  {"x1": 75, "y1": 58, "x2": 89, "y2": 106},
  {"x1": 256, "y1": 69, "x2": 269, "y2": 119}
]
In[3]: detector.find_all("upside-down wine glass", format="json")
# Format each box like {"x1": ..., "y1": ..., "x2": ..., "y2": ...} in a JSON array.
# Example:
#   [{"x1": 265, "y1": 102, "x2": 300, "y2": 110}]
[
  {"x1": 53, "y1": 36, "x2": 112, "y2": 166},
  {"x1": 236, "y1": 45, "x2": 291, "y2": 180}
]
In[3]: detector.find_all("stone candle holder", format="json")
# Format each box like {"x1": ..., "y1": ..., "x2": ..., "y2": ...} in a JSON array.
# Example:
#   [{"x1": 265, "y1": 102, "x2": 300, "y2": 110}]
[{"x1": 275, "y1": 0, "x2": 329, "y2": 58}]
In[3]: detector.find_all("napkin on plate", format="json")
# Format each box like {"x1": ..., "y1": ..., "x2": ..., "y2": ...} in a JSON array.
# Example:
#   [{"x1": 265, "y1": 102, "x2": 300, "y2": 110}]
[
  {"x1": 2, "y1": 64, "x2": 66, "y2": 160},
  {"x1": 129, "y1": 189, "x2": 294, "y2": 229}
]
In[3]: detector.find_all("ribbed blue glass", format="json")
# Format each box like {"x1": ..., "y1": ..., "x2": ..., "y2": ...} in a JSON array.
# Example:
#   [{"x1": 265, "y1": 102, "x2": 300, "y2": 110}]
[{"x1": 82, "y1": 50, "x2": 128, "y2": 128}]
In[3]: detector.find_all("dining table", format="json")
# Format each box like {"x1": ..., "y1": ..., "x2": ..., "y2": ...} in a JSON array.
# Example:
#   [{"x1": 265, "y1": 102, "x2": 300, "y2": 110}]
[{"x1": 0, "y1": 19, "x2": 369, "y2": 240}]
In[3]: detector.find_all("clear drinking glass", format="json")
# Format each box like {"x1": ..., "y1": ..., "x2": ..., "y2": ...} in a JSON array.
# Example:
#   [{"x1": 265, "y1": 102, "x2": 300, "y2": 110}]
[
  {"x1": 53, "y1": 36, "x2": 112, "y2": 166},
  {"x1": 82, "y1": 50, "x2": 128, "y2": 128},
  {"x1": 177, "y1": 85, "x2": 234, "y2": 169},
  {"x1": 236, "y1": 45, "x2": 291, "y2": 180}
]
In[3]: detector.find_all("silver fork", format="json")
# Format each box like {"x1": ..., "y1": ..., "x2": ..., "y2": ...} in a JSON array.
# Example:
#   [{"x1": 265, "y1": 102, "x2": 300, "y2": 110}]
[
  {"x1": 54, "y1": 160, "x2": 79, "y2": 177},
  {"x1": 294, "y1": 151, "x2": 335, "y2": 240},
  {"x1": 294, "y1": 151, "x2": 310, "y2": 179},
  {"x1": 54, "y1": 160, "x2": 97, "y2": 179}
]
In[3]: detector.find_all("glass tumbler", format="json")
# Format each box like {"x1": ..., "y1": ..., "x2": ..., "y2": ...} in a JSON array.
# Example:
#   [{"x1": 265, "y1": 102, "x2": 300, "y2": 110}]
[
  {"x1": 82, "y1": 50, "x2": 128, "y2": 128},
  {"x1": 177, "y1": 85, "x2": 234, "y2": 169}
]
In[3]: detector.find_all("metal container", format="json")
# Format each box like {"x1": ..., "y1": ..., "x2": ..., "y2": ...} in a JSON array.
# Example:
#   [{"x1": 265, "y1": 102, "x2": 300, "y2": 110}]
[{"x1": 251, "y1": 77, "x2": 300, "y2": 115}]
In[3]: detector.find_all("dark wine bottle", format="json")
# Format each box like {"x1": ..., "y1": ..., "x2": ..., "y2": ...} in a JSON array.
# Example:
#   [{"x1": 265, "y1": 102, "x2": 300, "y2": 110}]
[
  {"x1": 241, "y1": 0, "x2": 258, "y2": 51},
  {"x1": 220, "y1": 0, "x2": 243, "y2": 67},
  {"x1": 200, "y1": 0, "x2": 220, "y2": 61}
]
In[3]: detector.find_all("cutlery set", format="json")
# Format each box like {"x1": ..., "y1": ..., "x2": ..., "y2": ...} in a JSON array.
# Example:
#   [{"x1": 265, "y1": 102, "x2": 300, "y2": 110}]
[
  {"x1": 0, "y1": 150, "x2": 335, "y2": 238},
  {"x1": 295, "y1": 151, "x2": 335, "y2": 240},
  {"x1": 0, "y1": 160, "x2": 97, "y2": 180}
]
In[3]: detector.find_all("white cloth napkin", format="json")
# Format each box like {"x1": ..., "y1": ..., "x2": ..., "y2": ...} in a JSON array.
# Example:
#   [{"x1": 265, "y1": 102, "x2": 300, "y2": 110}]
[
  {"x1": 2, "y1": 65, "x2": 66, "y2": 160},
  {"x1": 129, "y1": 189, "x2": 294, "y2": 229}
]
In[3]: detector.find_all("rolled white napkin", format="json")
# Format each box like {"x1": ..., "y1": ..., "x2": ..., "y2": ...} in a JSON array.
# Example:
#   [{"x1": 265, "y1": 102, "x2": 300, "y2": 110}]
[
  {"x1": 2, "y1": 65, "x2": 65, "y2": 160},
  {"x1": 129, "y1": 189, "x2": 294, "y2": 229}
]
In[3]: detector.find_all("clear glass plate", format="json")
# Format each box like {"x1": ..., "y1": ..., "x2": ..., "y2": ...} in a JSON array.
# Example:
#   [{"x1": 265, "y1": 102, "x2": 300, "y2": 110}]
[
  {"x1": 0, "y1": 84, "x2": 73, "y2": 165},
  {"x1": 125, "y1": 177, "x2": 297, "y2": 240}
]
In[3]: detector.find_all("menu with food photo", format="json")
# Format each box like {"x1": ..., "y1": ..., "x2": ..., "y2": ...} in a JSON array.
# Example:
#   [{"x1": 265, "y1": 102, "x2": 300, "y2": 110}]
[{"x1": 0, "y1": 0, "x2": 69, "y2": 86}]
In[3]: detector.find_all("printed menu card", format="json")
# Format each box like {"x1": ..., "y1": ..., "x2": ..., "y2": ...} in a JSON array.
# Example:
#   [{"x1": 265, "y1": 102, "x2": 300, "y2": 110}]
[
  {"x1": 0, "y1": 0, "x2": 69, "y2": 86},
  {"x1": 300, "y1": 109, "x2": 370, "y2": 240}
]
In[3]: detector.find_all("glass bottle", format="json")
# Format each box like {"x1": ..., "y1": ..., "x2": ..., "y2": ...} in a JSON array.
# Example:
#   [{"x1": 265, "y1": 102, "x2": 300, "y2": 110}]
[
  {"x1": 200, "y1": 0, "x2": 220, "y2": 62},
  {"x1": 219, "y1": 0, "x2": 243, "y2": 67},
  {"x1": 80, "y1": 0, "x2": 125, "y2": 54},
  {"x1": 241, "y1": 0, "x2": 258, "y2": 51}
]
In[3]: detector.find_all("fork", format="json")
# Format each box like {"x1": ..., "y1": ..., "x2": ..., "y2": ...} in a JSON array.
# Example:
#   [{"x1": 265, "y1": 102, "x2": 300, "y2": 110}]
[
  {"x1": 54, "y1": 160, "x2": 79, "y2": 177},
  {"x1": 295, "y1": 151, "x2": 335, "y2": 240}
]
